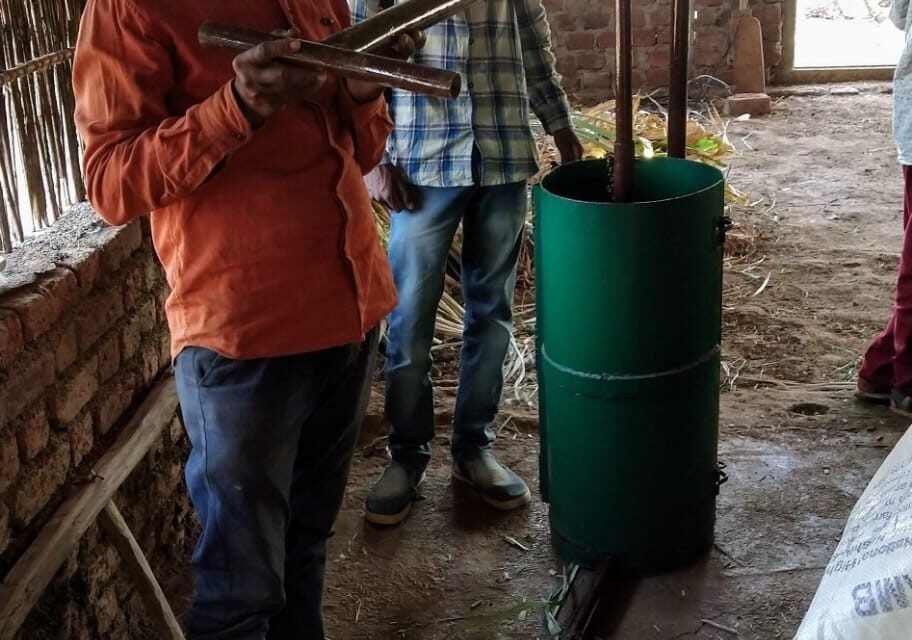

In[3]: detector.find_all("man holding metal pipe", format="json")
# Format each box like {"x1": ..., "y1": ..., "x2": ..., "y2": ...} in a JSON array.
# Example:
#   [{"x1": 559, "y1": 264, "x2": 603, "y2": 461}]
[
  {"x1": 354, "y1": 0, "x2": 583, "y2": 525},
  {"x1": 73, "y1": 1, "x2": 421, "y2": 638}
]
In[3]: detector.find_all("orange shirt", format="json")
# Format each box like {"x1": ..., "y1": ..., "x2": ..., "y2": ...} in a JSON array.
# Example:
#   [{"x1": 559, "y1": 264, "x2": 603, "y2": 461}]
[{"x1": 73, "y1": 0, "x2": 397, "y2": 360}]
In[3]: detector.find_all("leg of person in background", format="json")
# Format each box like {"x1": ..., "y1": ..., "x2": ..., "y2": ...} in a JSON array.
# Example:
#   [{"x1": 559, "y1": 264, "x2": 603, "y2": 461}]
[
  {"x1": 366, "y1": 187, "x2": 470, "y2": 525},
  {"x1": 450, "y1": 181, "x2": 531, "y2": 509},
  {"x1": 859, "y1": 166, "x2": 912, "y2": 411}
]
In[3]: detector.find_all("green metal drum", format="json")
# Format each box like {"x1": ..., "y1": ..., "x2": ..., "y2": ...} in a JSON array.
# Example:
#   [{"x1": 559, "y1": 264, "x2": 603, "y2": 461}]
[{"x1": 534, "y1": 157, "x2": 726, "y2": 575}]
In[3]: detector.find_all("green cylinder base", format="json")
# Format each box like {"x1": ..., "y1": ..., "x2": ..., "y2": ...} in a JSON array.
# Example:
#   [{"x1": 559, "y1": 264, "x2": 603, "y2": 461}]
[{"x1": 542, "y1": 353, "x2": 720, "y2": 574}]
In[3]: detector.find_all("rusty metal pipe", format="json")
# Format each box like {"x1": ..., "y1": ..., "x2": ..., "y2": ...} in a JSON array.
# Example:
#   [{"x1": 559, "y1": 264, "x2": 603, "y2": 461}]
[
  {"x1": 324, "y1": 0, "x2": 481, "y2": 53},
  {"x1": 667, "y1": 0, "x2": 691, "y2": 158},
  {"x1": 613, "y1": 0, "x2": 634, "y2": 203},
  {"x1": 198, "y1": 22, "x2": 461, "y2": 99}
]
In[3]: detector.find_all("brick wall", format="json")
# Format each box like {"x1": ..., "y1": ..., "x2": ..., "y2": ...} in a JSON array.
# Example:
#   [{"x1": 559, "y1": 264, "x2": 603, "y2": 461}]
[
  {"x1": 545, "y1": 0, "x2": 784, "y2": 103},
  {"x1": 0, "y1": 208, "x2": 194, "y2": 639}
]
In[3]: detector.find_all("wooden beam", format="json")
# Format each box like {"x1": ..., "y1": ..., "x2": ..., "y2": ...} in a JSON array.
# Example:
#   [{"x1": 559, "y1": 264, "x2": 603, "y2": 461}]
[
  {"x1": 0, "y1": 376, "x2": 179, "y2": 640},
  {"x1": 0, "y1": 50, "x2": 74, "y2": 88},
  {"x1": 99, "y1": 500, "x2": 185, "y2": 639}
]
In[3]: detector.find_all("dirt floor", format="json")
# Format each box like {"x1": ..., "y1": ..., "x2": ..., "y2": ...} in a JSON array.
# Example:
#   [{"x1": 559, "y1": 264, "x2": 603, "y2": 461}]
[{"x1": 320, "y1": 88, "x2": 912, "y2": 640}]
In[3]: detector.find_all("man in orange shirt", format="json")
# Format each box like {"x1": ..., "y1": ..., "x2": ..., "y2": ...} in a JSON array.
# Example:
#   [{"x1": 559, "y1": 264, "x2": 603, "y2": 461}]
[{"x1": 73, "y1": 1, "x2": 420, "y2": 637}]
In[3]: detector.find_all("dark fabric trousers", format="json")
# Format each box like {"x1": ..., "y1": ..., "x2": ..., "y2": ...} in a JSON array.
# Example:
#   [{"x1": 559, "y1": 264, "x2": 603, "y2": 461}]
[
  {"x1": 174, "y1": 328, "x2": 379, "y2": 640},
  {"x1": 861, "y1": 166, "x2": 912, "y2": 392}
]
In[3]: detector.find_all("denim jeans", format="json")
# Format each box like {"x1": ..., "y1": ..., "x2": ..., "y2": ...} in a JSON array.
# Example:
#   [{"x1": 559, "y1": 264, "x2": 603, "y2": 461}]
[
  {"x1": 384, "y1": 182, "x2": 527, "y2": 469},
  {"x1": 174, "y1": 328, "x2": 379, "y2": 640}
]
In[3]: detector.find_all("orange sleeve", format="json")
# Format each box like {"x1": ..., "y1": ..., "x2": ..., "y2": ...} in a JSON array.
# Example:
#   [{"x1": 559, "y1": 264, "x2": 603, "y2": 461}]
[
  {"x1": 337, "y1": 88, "x2": 394, "y2": 175},
  {"x1": 72, "y1": 0, "x2": 253, "y2": 226}
]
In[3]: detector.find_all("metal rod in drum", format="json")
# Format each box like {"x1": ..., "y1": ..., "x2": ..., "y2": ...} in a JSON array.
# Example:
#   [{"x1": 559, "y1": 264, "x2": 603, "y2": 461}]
[
  {"x1": 323, "y1": 0, "x2": 480, "y2": 53},
  {"x1": 667, "y1": 0, "x2": 691, "y2": 158},
  {"x1": 198, "y1": 22, "x2": 461, "y2": 99},
  {"x1": 613, "y1": 0, "x2": 634, "y2": 203}
]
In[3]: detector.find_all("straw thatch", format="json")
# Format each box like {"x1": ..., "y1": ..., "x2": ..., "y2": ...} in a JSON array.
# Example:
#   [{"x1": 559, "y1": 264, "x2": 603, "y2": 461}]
[
  {"x1": 531, "y1": 94, "x2": 749, "y2": 205},
  {"x1": 0, "y1": 0, "x2": 86, "y2": 253}
]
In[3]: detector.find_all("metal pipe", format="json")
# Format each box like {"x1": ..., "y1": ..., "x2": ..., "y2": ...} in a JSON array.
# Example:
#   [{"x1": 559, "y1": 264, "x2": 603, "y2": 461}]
[
  {"x1": 198, "y1": 22, "x2": 461, "y2": 99},
  {"x1": 667, "y1": 0, "x2": 691, "y2": 158},
  {"x1": 612, "y1": 0, "x2": 634, "y2": 203},
  {"x1": 323, "y1": 0, "x2": 481, "y2": 53}
]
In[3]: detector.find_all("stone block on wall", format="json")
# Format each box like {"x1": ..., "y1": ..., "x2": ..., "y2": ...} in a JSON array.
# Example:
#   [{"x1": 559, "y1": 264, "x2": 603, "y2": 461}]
[
  {"x1": 122, "y1": 260, "x2": 147, "y2": 310},
  {"x1": 0, "y1": 310, "x2": 24, "y2": 371},
  {"x1": 97, "y1": 333, "x2": 122, "y2": 384},
  {"x1": 76, "y1": 285, "x2": 124, "y2": 353},
  {"x1": 100, "y1": 223, "x2": 143, "y2": 274},
  {"x1": 0, "y1": 430, "x2": 19, "y2": 494},
  {"x1": 0, "y1": 269, "x2": 79, "y2": 343},
  {"x1": 2, "y1": 347, "x2": 55, "y2": 425},
  {"x1": 17, "y1": 407, "x2": 50, "y2": 462},
  {"x1": 94, "y1": 374, "x2": 137, "y2": 437},
  {"x1": 69, "y1": 410, "x2": 94, "y2": 468},
  {"x1": 54, "y1": 322, "x2": 79, "y2": 375},
  {"x1": 51, "y1": 355, "x2": 100, "y2": 426},
  {"x1": 0, "y1": 502, "x2": 9, "y2": 556},
  {"x1": 62, "y1": 249, "x2": 101, "y2": 297},
  {"x1": 10, "y1": 436, "x2": 70, "y2": 527}
]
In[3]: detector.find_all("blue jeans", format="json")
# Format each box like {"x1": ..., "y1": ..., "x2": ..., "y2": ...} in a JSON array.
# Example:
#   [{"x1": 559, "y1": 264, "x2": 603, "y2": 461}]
[
  {"x1": 384, "y1": 182, "x2": 527, "y2": 468},
  {"x1": 174, "y1": 329, "x2": 379, "y2": 640}
]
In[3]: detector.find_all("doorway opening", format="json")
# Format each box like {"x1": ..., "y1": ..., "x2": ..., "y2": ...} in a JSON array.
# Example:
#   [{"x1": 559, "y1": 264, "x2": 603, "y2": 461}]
[{"x1": 793, "y1": 0, "x2": 903, "y2": 68}]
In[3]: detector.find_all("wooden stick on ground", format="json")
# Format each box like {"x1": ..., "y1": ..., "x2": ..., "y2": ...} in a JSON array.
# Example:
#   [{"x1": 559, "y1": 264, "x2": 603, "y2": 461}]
[
  {"x1": 0, "y1": 377, "x2": 179, "y2": 640},
  {"x1": 558, "y1": 558, "x2": 619, "y2": 639},
  {"x1": 99, "y1": 500, "x2": 185, "y2": 640}
]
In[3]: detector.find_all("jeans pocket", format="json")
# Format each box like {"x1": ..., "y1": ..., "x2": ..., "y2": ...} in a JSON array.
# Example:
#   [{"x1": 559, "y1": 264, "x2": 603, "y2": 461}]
[{"x1": 191, "y1": 348, "x2": 234, "y2": 388}]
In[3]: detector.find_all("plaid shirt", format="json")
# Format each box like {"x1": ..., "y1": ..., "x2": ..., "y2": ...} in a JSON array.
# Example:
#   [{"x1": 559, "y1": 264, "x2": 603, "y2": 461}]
[{"x1": 351, "y1": 0, "x2": 572, "y2": 187}]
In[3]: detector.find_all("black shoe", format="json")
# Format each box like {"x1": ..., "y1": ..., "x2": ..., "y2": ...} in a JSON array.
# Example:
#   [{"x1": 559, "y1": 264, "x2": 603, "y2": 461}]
[
  {"x1": 855, "y1": 377, "x2": 891, "y2": 404},
  {"x1": 365, "y1": 461, "x2": 426, "y2": 526},
  {"x1": 892, "y1": 388, "x2": 912, "y2": 418},
  {"x1": 452, "y1": 450, "x2": 531, "y2": 510}
]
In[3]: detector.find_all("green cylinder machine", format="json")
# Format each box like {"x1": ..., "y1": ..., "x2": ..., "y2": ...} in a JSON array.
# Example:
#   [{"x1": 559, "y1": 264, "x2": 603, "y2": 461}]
[
  {"x1": 534, "y1": 158, "x2": 727, "y2": 574},
  {"x1": 535, "y1": 0, "x2": 728, "y2": 576}
]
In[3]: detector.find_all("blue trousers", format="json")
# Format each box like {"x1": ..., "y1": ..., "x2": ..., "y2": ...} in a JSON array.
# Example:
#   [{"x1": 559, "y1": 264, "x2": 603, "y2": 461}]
[
  {"x1": 384, "y1": 182, "x2": 527, "y2": 468},
  {"x1": 174, "y1": 328, "x2": 378, "y2": 639}
]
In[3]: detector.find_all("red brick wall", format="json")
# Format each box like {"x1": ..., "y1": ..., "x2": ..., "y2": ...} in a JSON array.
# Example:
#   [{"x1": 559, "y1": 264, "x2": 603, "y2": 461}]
[
  {"x1": 0, "y1": 212, "x2": 193, "y2": 639},
  {"x1": 544, "y1": 0, "x2": 784, "y2": 103}
]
